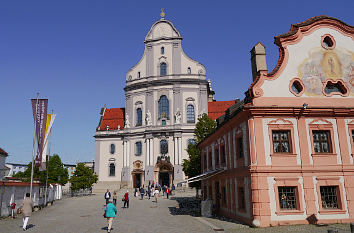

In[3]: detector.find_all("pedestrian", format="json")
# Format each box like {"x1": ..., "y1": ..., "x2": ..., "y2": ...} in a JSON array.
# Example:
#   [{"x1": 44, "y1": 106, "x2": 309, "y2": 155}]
[
  {"x1": 104, "y1": 189, "x2": 111, "y2": 205},
  {"x1": 172, "y1": 183, "x2": 175, "y2": 195},
  {"x1": 112, "y1": 191, "x2": 117, "y2": 206},
  {"x1": 152, "y1": 181, "x2": 155, "y2": 187},
  {"x1": 104, "y1": 200, "x2": 117, "y2": 233},
  {"x1": 134, "y1": 188, "x2": 138, "y2": 197},
  {"x1": 153, "y1": 189, "x2": 159, "y2": 203},
  {"x1": 166, "y1": 187, "x2": 170, "y2": 199},
  {"x1": 123, "y1": 190, "x2": 129, "y2": 208},
  {"x1": 140, "y1": 185, "x2": 145, "y2": 200},
  {"x1": 10, "y1": 202, "x2": 16, "y2": 218},
  {"x1": 162, "y1": 185, "x2": 166, "y2": 196},
  {"x1": 147, "y1": 185, "x2": 151, "y2": 199},
  {"x1": 21, "y1": 193, "x2": 33, "y2": 231}
]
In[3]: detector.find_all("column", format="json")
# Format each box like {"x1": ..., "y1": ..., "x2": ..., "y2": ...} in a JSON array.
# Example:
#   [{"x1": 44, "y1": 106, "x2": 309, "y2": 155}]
[
  {"x1": 178, "y1": 137, "x2": 182, "y2": 165},
  {"x1": 123, "y1": 141, "x2": 127, "y2": 167},
  {"x1": 174, "y1": 137, "x2": 178, "y2": 165},
  {"x1": 149, "y1": 139, "x2": 154, "y2": 166},
  {"x1": 126, "y1": 141, "x2": 130, "y2": 167},
  {"x1": 145, "y1": 139, "x2": 150, "y2": 166}
]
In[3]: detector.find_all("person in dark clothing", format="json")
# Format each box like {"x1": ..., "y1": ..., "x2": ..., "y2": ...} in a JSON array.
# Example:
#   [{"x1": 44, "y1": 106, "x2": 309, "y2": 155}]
[
  {"x1": 162, "y1": 185, "x2": 166, "y2": 196},
  {"x1": 140, "y1": 186, "x2": 145, "y2": 200},
  {"x1": 104, "y1": 189, "x2": 111, "y2": 205},
  {"x1": 147, "y1": 185, "x2": 151, "y2": 199}
]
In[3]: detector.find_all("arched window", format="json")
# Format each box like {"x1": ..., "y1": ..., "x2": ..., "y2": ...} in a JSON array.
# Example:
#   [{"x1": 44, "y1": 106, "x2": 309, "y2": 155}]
[
  {"x1": 158, "y1": 95, "x2": 169, "y2": 119},
  {"x1": 110, "y1": 144, "x2": 115, "y2": 154},
  {"x1": 160, "y1": 63, "x2": 167, "y2": 76},
  {"x1": 161, "y1": 47, "x2": 164, "y2": 54},
  {"x1": 187, "y1": 67, "x2": 191, "y2": 74},
  {"x1": 109, "y1": 163, "x2": 115, "y2": 176},
  {"x1": 136, "y1": 108, "x2": 142, "y2": 126},
  {"x1": 187, "y1": 104, "x2": 195, "y2": 123},
  {"x1": 160, "y1": 140, "x2": 168, "y2": 154}
]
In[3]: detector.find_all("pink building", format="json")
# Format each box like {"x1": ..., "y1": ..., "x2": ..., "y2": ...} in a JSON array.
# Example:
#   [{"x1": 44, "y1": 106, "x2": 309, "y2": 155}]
[{"x1": 199, "y1": 16, "x2": 354, "y2": 227}]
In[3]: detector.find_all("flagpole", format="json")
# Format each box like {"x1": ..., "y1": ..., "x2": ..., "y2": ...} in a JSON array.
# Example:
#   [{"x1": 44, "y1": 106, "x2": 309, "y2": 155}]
[
  {"x1": 44, "y1": 110, "x2": 53, "y2": 206},
  {"x1": 30, "y1": 93, "x2": 39, "y2": 198}
]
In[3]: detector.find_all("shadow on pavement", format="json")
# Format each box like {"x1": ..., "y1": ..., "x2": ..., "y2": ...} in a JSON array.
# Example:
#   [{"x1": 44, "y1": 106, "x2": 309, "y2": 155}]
[{"x1": 168, "y1": 196, "x2": 200, "y2": 217}]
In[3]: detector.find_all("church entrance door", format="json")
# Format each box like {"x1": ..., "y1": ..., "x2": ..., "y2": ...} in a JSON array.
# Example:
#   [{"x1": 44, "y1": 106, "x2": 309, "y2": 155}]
[
  {"x1": 154, "y1": 159, "x2": 173, "y2": 187},
  {"x1": 159, "y1": 172, "x2": 170, "y2": 187},
  {"x1": 133, "y1": 173, "x2": 142, "y2": 188}
]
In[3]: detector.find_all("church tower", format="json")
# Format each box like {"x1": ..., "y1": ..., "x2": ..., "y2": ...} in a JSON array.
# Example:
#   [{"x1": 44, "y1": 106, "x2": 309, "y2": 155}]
[{"x1": 94, "y1": 13, "x2": 209, "y2": 189}]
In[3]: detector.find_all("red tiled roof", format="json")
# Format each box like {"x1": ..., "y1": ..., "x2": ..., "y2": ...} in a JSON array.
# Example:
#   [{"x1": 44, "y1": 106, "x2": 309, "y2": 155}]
[
  {"x1": 98, "y1": 108, "x2": 125, "y2": 131},
  {"x1": 208, "y1": 100, "x2": 236, "y2": 120},
  {"x1": 0, "y1": 148, "x2": 8, "y2": 156}
]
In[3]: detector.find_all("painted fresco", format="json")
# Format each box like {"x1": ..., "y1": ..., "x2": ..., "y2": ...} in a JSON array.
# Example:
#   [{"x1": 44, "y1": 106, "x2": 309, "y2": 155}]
[{"x1": 298, "y1": 48, "x2": 354, "y2": 96}]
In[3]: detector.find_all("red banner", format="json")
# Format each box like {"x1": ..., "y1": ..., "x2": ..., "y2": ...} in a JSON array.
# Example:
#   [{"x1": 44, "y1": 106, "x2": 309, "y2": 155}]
[{"x1": 31, "y1": 99, "x2": 48, "y2": 169}]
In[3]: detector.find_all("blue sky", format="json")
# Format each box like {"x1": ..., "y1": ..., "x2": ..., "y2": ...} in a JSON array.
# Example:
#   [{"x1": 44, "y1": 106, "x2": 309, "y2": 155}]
[{"x1": 0, "y1": 1, "x2": 353, "y2": 164}]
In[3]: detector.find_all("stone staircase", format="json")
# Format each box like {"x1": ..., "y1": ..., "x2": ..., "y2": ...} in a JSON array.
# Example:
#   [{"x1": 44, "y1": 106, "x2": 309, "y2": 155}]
[{"x1": 92, "y1": 181, "x2": 122, "y2": 194}]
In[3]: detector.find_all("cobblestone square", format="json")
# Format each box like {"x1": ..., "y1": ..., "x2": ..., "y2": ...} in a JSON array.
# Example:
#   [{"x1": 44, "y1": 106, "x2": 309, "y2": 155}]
[{"x1": 0, "y1": 189, "x2": 351, "y2": 233}]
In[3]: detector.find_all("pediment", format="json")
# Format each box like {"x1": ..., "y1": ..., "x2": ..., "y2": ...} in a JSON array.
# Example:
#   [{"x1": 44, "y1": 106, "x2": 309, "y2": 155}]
[
  {"x1": 309, "y1": 118, "x2": 332, "y2": 125},
  {"x1": 268, "y1": 118, "x2": 293, "y2": 125}
]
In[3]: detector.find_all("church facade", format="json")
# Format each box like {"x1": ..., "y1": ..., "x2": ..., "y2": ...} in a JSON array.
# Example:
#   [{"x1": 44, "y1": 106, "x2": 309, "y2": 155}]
[{"x1": 94, "y1": 17, "x2": 230, "y2": 190}]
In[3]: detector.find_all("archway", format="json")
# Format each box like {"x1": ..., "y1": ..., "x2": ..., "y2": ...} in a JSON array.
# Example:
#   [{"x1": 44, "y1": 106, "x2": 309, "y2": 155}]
[{"x1": 154, "y1": 159, "x2": 173, "y2": 187}]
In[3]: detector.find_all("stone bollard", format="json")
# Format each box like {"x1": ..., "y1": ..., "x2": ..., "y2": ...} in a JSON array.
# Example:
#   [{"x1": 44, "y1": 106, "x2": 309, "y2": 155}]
[
  {"x1": 327, "y1": 229, "x2": 338, "y2": 233},
  {"x1": 350, "y1": 223, "x2": 354, "y2": 233}
]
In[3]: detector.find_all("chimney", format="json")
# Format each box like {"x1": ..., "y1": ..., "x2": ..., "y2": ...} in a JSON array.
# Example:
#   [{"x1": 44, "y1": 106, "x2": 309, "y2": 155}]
[{"x1": 250, "y1": 42, "x2": 267, "y2": 80}]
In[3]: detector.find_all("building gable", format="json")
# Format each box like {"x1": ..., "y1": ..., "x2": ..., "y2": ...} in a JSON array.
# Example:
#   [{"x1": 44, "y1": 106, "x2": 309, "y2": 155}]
[{"x1": 249, "y1": 16, "x2": 354, "y2": 107}]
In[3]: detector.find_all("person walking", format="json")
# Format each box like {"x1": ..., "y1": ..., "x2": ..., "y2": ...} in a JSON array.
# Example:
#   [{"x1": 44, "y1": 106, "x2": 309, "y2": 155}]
[
  {"x1": 21, "y1": 193, "x2": 33, "y2": 231},
  {"x1": 166, "y1": 187, "x2": 170, "y2": 199},
  {"x1": 104, "y1": 189, "x2": 111, "y2": 205},
  {"x1": 123, "y1": 190, "x2": 129, "y2": 208},
  {"x1": 153, "y1": 188, "x2": 159, "y2": 203},
  {"x1": 140, "y1": 186, "x2": 145, "y2": 200},
  {"x1": 172, "y1": 183, "x2": 175, "y2": 196},
  {"x1": 162, "y1": 185, "x2": 166, "y2": 196},
  {"x1": 10, "y1": 202, "x2": 16, "y2": 218},
  {"x1": 147, "y1": 185, "x2": 151, "y2": 199},
  {"x1": 112, "y1": 191, "x2": 117, "y2": 206},
  {"x1": 104, "y1": 200, "x2": 117, "y2": 233}
]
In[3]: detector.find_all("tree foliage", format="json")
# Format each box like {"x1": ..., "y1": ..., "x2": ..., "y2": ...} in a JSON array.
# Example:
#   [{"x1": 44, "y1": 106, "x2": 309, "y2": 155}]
[
  {"x1": 194, "y1": 113, "x2": 217, "y2": 144},
  {"x1": 13, "y1": 154, "x2": 68, "y2": 185},
  {"x1": 70, "y1": 163, "x2": 98, "y2": 191},
  {"x1": 182, "y1": 113, "x2": 216, "y2": 188}
]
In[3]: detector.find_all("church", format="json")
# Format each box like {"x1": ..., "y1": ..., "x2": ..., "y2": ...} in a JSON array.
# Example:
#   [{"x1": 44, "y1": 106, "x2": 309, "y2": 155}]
[{"x1": 93, "y1": 13, "x2": 234, "y2": 191}]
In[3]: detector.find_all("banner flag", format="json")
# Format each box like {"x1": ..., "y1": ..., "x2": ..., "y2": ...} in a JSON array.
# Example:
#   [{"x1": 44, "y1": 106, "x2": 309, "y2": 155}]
[
  {"x1": 41, "y1": 114, "x2": 56, "y2": 170},
  {"x1": 31, "y1": 99, "x2": 48, "y2": 168}
]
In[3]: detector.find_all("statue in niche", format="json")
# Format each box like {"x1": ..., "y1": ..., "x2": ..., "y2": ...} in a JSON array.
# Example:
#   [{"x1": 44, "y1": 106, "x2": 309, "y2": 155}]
[
  {"x1": 125, "y1": 114, "x2": 130, "y2": 128},
  {"x1": 175, "y1": 108, "x2": 181, "y2": 124},
  {"x1": 145, "y1": 110, "x2": 152, "y2": 126}
]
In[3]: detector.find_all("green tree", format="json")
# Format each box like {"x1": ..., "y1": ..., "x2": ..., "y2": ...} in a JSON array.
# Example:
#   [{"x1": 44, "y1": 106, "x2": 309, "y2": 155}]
[
  {"x1": 182, "y1": 113, "x2": 216, "y2": 188},
  {"x1": 47, "y1": 154, "x2": 69, "y2": 185},
  {"x1": 13, "y1": 154, "x2": 68, "y2": 185},
  {"x1": 13, "y1": 162, "x2": 43, "y2": 182},
  {"x1": 70, "y1": 163, "x2": 98, "y2": 191}
]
